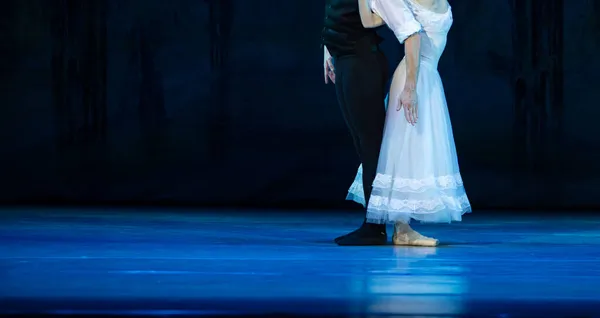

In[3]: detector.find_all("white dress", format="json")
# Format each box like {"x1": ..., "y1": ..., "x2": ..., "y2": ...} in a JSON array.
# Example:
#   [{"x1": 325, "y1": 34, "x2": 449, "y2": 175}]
[{"x1": 346, "y1": 0, "x2": 471, "y2": 224}]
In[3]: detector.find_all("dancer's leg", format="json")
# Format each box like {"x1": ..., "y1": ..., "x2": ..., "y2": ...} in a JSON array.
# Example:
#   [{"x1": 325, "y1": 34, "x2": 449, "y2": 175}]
[{"x1": 333, "y1": 49, "x2": 389, "y2": 246}]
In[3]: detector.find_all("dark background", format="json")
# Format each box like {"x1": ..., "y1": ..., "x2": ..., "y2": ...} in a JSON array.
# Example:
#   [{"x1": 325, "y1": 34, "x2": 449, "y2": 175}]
[{"x1": 1, "y1": 0, "x2": 599, "y2": 211}]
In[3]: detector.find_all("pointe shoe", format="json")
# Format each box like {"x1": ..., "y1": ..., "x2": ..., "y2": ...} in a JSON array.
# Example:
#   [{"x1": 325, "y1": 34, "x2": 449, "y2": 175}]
[{"x1": 392, "y1": 225, "x2": 439, "y2": 247}]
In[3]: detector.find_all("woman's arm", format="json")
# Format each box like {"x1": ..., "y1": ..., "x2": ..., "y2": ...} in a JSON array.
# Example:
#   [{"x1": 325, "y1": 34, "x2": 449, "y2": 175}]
[
  {"x1": 399, "y1": 31, "x2": 421, "y2": 125},
  {"x1": 368, "y1": 0, "x2": 423, "y2": 124},
  {"x1": 403, "y1": 32, "x2": 421, "y2": 91},
  {"x1": 358, "y1": 0, "x2": 384, "y2": 28}
]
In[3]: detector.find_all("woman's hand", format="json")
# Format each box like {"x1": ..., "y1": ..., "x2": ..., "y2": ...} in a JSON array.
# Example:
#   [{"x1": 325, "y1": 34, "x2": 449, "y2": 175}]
[{"x1": 398, "y1": 84, "x2": 418, "y2": 125}]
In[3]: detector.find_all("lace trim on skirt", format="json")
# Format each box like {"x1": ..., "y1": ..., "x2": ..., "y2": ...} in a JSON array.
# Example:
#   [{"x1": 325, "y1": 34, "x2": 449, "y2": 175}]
[
  {"x1": 346, "y1": 170, "x2": 466, "y2": 204},
  {"x1": 373, "y1": 172, "x2": 464, "y2": 192},
  {"x1": 346, "y1": 172, "x2": 472, "y2": 224}
]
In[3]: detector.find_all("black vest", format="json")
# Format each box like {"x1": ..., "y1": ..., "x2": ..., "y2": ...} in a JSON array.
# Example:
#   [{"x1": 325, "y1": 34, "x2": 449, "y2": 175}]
[{"x1": 321, "y1": 0, "x2": 382, "y2": 57}]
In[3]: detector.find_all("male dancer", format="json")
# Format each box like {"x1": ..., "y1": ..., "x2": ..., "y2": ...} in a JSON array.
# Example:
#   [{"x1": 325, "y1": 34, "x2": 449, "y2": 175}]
[{"x1": 322, "y1": 0, "x2": 388, "y2": 245}]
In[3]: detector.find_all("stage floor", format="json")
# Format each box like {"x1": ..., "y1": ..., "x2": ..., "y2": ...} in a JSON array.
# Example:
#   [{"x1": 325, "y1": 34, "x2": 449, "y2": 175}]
[{"x1": 1, "y1": 208, "x2": 600, "y2": 317}]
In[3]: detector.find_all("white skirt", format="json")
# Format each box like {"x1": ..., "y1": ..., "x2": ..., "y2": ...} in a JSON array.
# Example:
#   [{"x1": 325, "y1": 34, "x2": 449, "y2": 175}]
[{"x1": 347, "y1": 60, "x2": 471, "y2": 224}]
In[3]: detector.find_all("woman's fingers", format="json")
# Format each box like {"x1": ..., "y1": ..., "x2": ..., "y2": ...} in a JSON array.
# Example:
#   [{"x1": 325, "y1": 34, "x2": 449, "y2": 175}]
[
  {"x1": 404, "y1": 102, "x2": 417, "y2": 125},
  {"x1": 412, "y1": 102, "x2": 418, "y2": 124}
]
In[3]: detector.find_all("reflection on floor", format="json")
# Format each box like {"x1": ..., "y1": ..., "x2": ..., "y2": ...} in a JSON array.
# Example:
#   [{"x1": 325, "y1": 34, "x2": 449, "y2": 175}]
[{"x1": 1, "y1": 208, "x2": 599, "y2": 317}]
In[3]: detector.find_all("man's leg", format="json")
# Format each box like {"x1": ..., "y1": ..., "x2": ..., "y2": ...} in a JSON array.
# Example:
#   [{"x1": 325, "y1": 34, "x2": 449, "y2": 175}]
[
  {"x1": 354, "y1": 51, "x2": 388, "y2": 206},
  {"x1": 333, "y1": 57, "x2": 363, "y2": 163},
  {"x1": 334, "y1": 51, "x2": 389, "y2": 246}
]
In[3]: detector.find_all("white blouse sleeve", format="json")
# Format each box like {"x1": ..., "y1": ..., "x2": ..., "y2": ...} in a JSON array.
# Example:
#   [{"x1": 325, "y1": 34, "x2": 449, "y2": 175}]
[{"x1": 369, "y1": 0, "x2": 422, "y2": 44}]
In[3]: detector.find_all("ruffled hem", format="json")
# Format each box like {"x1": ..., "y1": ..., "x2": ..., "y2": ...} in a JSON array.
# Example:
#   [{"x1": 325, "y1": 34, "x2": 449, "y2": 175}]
[
  {"x1": 346, "y1": 179, "x2": 367, "y2": 206},
  {"x1": 366, "y1": 194, "x2": 471, "y2": 224},
  {"x1": 366, "y1": 209, "x2": 471, "y2": 224},
  {"x1": 373, "y1": 172, "x2": 464, "y2": 192},
  {"x1": 345, "y1": 170, "x2": 472, "y2": 224}
]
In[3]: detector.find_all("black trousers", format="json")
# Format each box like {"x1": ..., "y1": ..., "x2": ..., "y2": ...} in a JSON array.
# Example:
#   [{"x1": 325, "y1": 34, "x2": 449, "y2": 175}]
[{"x1": 333, "y1": 44, "x2": 388, "y2": 208}]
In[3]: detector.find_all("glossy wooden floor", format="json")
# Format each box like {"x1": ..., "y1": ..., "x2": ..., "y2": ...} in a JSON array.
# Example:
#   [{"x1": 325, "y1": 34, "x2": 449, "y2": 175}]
[{"x1": 1, "y1": 208, "x2": 599, "y2": 317}]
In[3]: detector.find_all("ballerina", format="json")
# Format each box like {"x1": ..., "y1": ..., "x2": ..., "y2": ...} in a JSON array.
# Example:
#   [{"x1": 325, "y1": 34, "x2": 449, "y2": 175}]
[{"x1": 342, "y1": 0, "x2": 471, "y2": 246}]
